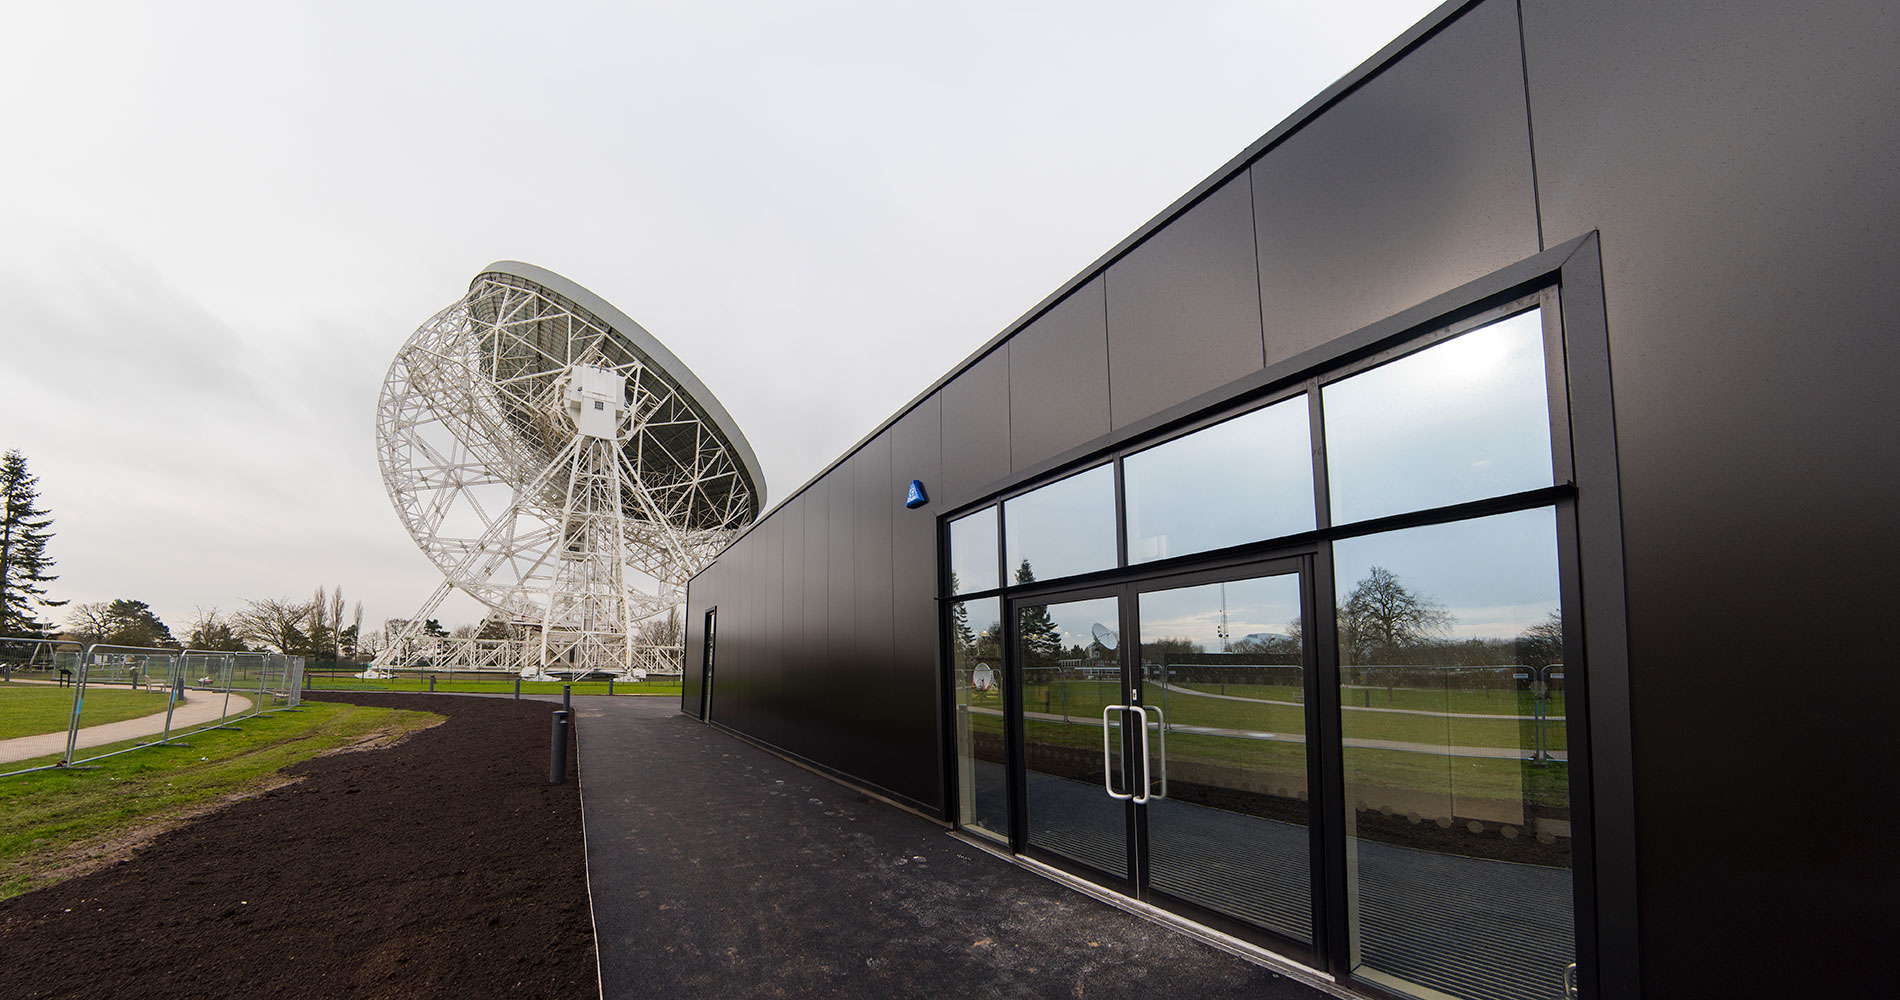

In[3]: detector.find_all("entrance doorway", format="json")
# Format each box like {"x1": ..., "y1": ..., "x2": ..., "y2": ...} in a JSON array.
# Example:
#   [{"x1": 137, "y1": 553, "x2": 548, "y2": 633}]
[{"x1": 1008, "y1": 558, "x2": 1320, "y2": 956}]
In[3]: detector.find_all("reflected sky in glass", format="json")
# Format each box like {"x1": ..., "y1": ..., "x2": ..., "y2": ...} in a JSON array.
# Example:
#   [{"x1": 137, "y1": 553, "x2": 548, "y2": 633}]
[
  {"x1": 1323, "y1": 309, "x2": 1552, "y2": 525},
  {"x1": 1138, "y1": 575, "x2": 1302, "y2": 651},
  {"x1": 1004, "y1": 463, "x2": 1117, "y2": 584},
  {"x1": 1331, "y1": 506, "x2": 1559, "y2": 641},
  {"x1": 1125, "y1": 396, "x2": 1314, "y2": 563},
  {"x1": 948, "y1": 506, "x2": 999, "y2": 594}
]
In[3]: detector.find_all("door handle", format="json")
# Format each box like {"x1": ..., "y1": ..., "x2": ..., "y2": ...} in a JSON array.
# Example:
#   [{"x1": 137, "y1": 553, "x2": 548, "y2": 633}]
[
  {"x1": 1102, "y1": 704, "x2": 1133, "y2": 800},
  {"x1": 1142, "y1": 705, "x2": 1167, "y2": 801},
  {"x1": 1128, "y1": 705, "x2": 1153, "y2": 804}
]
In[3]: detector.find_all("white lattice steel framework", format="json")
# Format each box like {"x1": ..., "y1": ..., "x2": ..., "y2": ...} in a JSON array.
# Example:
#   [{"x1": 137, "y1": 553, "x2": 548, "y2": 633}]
[{"x1": 372, "y1": 262, "x2": 763, "y2": 677}]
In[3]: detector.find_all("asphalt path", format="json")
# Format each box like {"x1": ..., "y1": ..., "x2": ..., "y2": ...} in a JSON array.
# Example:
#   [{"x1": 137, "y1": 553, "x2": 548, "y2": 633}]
[{"x1": 574, "y1": 696, "x2": 1341, "y2": 1000}]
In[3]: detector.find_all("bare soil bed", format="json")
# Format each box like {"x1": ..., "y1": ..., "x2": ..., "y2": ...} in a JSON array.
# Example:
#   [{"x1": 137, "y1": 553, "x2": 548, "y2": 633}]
[{"x1": 0, "y1": 692, "x2": 594, "y2": 1000}]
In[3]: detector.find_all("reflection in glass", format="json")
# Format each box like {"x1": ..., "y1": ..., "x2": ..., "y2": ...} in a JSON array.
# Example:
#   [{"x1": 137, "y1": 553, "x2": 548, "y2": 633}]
[
  {"x1": 1124, "y1": 396, "x2": 1315, "y2": 563},
  {"x1": 1323, "y1": 309, "x2": 1553, "y2": 525},
  {"x1": 1332, "y1": 508, "x2": 1573, "y2": 1000},
  {"x1": 951, "y1": 597, "x2": 1008, "y2": 843},
  {"x1": 1138, "y1": 574, "x2": 1312, "y2": 943},
  {"x1": 1004, "y1": 464, "x2": 1117, "y2": 586},
  {"x1": 949, "y1": 506, "x2": 999, "y2": 595},
  {"x1": 1019, "y1": 595, "x2": 1128, "y2": 877}
]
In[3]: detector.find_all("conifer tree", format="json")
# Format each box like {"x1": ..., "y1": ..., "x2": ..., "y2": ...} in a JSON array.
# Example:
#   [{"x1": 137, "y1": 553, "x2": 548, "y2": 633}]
[
  {"x1": 1013, "y1": 560, "x2": 1062, "y2": 666},
  {"x1": 0, "y1": 450, "x2": 65, "y2": 637}
]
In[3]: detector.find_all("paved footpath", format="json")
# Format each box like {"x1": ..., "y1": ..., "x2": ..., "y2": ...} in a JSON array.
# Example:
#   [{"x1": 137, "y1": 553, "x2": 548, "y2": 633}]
[
  {"x1": 0, "y1": 683, "x2": 254, "y2": 765},
  {"x1": 575, "y1": 696, "x2": 1338, "y2": 1000}
]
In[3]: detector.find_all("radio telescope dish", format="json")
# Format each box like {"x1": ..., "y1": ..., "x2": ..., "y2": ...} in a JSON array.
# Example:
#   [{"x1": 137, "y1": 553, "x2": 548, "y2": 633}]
[
  {"x1": 1090, "y1": 623, "x2": 1119, "y2": 650},
  {"x1": 372, "y1": 261, "x2": 764, "y2": 677}
]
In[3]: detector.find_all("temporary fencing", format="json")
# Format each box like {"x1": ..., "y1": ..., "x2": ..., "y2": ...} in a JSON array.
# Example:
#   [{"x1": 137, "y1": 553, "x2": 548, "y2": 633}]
[{"x1": 1, "y1": 644, "x2": 306, "y2": 777}]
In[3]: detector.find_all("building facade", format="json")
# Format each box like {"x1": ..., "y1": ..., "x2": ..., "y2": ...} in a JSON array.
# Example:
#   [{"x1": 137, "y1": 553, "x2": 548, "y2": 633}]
[{"x1": 682, "y1": 1, "x2": 1898, "y2": 997}]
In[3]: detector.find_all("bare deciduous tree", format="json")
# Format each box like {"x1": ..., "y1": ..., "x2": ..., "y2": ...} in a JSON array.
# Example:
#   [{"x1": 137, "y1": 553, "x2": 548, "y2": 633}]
[
  {"x1": 1338, "y1": 566, "x2": 1454, "y2": 665},
  {"x1": 185, "y1": 606, "x2": 247, "y2": 652},
  {"x1": 65, "y1": 601, "x2": 115, "y2": 645},
  {"x1": 234, "y1": 597, "x2": 316, "y2": 654}
]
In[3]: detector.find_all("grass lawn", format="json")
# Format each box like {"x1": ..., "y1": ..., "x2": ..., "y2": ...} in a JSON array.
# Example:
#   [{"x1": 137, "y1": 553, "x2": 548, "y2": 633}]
[
  {"x1": 1010, "y1": 679, "x2": 1566, "y2": 751},
  {"x1": 0, "y1": 685, "x2": 179, "y2": 740},
  {"x1": 0, "y1": 700, "x2": 440, "y2": 899},
  {"x1": 963, "y1": 679, "x2": 1571, "y2": 809},
  {"x1": 305, "y1": 675, "x2": 681, "y2": 697}
]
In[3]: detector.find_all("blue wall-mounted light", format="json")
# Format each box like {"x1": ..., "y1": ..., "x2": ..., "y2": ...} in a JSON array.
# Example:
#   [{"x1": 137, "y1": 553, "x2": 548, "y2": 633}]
[{"x1": 904, "y1": 479, "x2": 929, "y2": 509}]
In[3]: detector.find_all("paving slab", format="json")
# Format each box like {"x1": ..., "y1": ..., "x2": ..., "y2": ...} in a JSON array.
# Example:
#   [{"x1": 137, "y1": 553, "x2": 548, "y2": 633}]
[{"x1": 574, "y1": 697, "x2": 1336, "y2": 1000}]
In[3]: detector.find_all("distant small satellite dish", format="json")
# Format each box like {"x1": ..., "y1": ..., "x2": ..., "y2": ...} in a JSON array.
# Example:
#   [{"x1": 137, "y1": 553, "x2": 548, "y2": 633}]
[
  {"x1": 972, "y1": 662, "x2": 995, "y2": 692},
  {"x1": 1090, "y1": 623, "x2": 1119, "y2": 650}
]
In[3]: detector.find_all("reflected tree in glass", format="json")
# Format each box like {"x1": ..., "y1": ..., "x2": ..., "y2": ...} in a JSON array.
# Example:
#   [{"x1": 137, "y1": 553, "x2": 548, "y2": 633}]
[{"x1": 1332, "y1": 509, "x2": 1573, "y2": 1000}]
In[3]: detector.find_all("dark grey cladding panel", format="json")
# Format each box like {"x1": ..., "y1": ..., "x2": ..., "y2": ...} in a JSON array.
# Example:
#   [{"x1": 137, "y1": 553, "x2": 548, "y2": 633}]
[
  {"x1": 800, "y1": 484, "x2": 830, "y2": 736},
  {"x1": 1009, "y1": 277, "x2": 1111, "y2": 472},
  {"x1": 855, "y1": 433, "x2": 934, "y2": 803},
  {"x1": 940, "y1": 346, "x2": 1011, "y2": 502},
  {"x1": 853, "y1": 435, "x2": 895, "y2": 676},
  {"x1": 733, "y1": 527, "x2": 756, "y2": 736},
  {"x1": 890, "y1": 398, "x2": 946, "y2": 810},
  {"x1": 832, "y1": 465, "x2": 862, "y2": 676},
  {"x1": 1105, "y1": 175, "x2": 1264, "y2": 430},
  {"x1": 890, "y1": 397, "x2": 944, "y2": 668},
  {"x1": 889, "y1": 393, "x2": 944, "y2": 532},
  {"x1": 1524, "y1": 1, "x2": 1900, "y2": 992},
  {"x1": 1252, "y1": 0, "x2": 1537, "y2": 361},
  {"x1": 759, "y1": 513, "x2": 785, "y2": 746},
  {"x1": 779, "y1": 492, "x2": 805, "y2": 719}
]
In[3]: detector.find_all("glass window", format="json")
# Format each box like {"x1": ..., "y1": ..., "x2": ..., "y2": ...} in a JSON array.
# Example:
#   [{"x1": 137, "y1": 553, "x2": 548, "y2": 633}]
[
  {"x1": 948, "y1": 506, "x2": 999, "y2": 595},
  {"x1": 950, "y1": 597, "x2": 1007, "y2": 843},
  {"x1": 1323, "y1": 308, "x2": 1553, "y2": 525},
  {"x1": 1331, "y1": 507, "x2": 1573, "y2": 1000},
  {"x1": 1003, "y1": 463, "x2": 1116, "y2": 585},
  {"x1": 1124, "y1": 395, "x2": 1314, "y2": 563}
]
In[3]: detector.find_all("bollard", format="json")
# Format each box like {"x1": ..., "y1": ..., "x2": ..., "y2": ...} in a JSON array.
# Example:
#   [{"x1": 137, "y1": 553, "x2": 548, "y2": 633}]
[
  {"x1": 549, "y1": 710, "x2": 569, "y2": 783},
  {"x1": 563, "y1": 684, "x2": 571, "y2": 713},
  {"x1": 429, "y1": 676, "x2": 436, "y2": 693},
  {"x1": 514, "y1": 677, "x2": 521, "y2": 700},
  {"x1": 608, "y1": 678, "x2": 614, "y2": 696}
]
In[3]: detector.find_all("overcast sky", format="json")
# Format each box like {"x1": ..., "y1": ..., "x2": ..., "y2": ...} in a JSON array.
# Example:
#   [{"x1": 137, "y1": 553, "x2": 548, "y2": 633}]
[{"x1": 0, "y1": 0, "x2": 1443, "y2": 635}]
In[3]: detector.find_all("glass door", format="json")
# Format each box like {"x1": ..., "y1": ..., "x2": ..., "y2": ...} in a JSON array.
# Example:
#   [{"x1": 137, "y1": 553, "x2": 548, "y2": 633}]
[
  {"x1": 1132, "y1": 563, "x2": 1315, "y2": 948},
  {"x1": 1013, "y1": 591, "x2": 1134, "y2": 887},
  {"x1": 1008, "y1": 560, "x2": 1318, "y2": 953}
]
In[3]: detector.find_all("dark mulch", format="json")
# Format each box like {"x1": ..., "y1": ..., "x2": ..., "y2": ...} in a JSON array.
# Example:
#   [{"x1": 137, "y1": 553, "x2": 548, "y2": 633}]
[{"x1": 0, "y1": 693, "x2": 595, "y2": 1000}]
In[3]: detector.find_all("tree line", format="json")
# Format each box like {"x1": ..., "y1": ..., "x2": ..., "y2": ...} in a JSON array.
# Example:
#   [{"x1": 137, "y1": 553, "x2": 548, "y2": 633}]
[{"x1": 951, "y1": 557, "x2": 1563, "y2": 674}]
